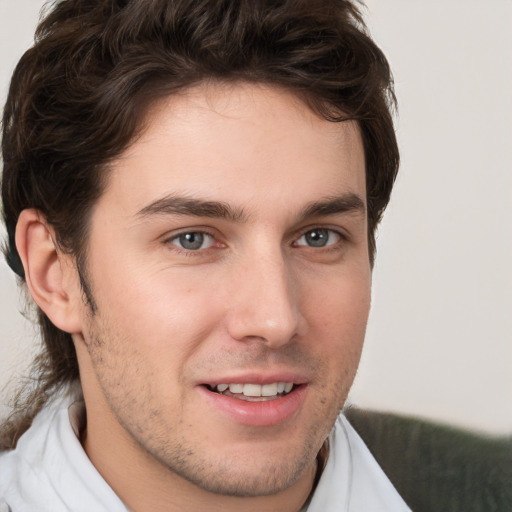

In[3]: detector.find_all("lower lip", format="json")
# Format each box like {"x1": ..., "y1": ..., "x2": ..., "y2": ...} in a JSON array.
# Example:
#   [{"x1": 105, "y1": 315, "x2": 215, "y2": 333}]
[{"x1": 199, "y1": 385, "x2": 308, "y2": 427}]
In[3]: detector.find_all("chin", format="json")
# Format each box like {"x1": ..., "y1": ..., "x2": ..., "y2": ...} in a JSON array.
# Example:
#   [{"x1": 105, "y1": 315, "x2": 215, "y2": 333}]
[
  {"x1": 147, "y1": 432, "x2": 319, "y2": 498},
  {"x1": 176, "y1": 456, "x2": 312, "y2": 498}
]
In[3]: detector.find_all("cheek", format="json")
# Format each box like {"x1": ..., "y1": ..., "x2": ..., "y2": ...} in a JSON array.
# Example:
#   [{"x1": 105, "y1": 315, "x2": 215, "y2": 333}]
[
  {"x1": 89, "y1": 255, "x2": 227, "y2": 358},
  {"x1": 305, "y1": 269, "x2": 371, "y2": 337},
  {"x1": 301, "y1": 268, "x2": 371, "y2": 383}
]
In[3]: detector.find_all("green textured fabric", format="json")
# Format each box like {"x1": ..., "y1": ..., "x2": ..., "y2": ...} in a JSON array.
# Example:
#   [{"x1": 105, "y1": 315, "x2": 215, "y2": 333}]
[{"x1": 345, "y1": 408, "x2": 512, "y2": 512}]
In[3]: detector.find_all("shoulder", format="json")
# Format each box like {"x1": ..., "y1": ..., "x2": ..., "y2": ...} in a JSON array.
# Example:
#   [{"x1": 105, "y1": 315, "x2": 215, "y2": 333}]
[
  {"x1": 0, "y1": 384, "x2": 84, "y2": 512},
  {"x1": 0, "y1": 499, "x2": 12, "y2": 512}
]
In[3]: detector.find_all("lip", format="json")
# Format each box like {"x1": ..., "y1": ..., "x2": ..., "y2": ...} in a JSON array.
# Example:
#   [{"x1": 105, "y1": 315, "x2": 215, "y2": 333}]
[
  {"x1": 201, "y1": 372, "x2": 309, "y2": 387},
  {"x1": 198, "y1": 383, "x2": 308, "y2": 427}
]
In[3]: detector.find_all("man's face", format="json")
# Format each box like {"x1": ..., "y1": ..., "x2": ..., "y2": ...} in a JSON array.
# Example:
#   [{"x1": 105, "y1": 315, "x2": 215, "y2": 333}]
[{"x1": 73, "y1": 83, "x2": 371, "y2": 497}]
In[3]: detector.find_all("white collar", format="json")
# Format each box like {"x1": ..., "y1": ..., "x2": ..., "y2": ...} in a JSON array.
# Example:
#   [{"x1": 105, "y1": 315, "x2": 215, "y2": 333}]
[
  {"x1": 305, "y1": 415, "x2": 411, "y2": 511},
  {"x1": 1, "y1": 388, "x2": 410, "y2": 512}
]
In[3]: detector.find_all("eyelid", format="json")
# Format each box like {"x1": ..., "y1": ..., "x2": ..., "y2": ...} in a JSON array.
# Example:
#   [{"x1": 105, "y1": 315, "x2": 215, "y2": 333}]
[
  {"x1": 170, "y1": 231, "x2": 214, "y2": 249},
  {"x1": 292, "y1": 225, "x2": 348, "y2": 246},
  {"x1": 161, "y1": 225, "x2": 217, "y2": 241},
  {"x1": 162, "y1": 227, "x2": 225, "y2": 253}
]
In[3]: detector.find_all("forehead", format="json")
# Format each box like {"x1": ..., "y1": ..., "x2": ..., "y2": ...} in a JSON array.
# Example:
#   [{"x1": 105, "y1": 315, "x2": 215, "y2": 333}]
[{"x1": 100, "y1": 82, "x2": 366, "y2": 218}]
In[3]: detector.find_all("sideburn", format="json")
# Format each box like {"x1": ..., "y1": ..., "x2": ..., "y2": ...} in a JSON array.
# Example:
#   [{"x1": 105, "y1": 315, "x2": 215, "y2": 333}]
[{"x1": 76, "y1": 256, "x2": 98, "y2": 315}]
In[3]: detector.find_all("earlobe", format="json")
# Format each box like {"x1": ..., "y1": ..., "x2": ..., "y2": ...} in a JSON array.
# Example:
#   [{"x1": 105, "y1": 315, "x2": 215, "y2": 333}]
[{"x1": 15, "y1": 209, "x2": 82, "y2": 334}]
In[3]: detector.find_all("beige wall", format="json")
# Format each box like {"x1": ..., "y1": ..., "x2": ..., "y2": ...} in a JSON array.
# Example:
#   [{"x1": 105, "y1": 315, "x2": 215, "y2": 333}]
[{"x1": 1, "y1": 0, "x2": 511, "y2": 433}]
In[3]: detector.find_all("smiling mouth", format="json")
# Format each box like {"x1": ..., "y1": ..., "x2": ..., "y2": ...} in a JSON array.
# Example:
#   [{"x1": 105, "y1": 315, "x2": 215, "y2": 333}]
[{"x1": 206, "y1": 382, "x2": 296, "y2": 402}]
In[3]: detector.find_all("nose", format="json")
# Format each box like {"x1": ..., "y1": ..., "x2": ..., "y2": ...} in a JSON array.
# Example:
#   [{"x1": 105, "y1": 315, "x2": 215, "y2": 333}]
[{"x1": 226, "y1": 250, "x2": 304, "y2": 349}]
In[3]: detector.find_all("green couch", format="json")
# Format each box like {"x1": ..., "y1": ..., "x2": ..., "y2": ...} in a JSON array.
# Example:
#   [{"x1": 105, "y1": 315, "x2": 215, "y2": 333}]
[{"x1": 345, "y1": 408, "x2": 512, "y2": 512}]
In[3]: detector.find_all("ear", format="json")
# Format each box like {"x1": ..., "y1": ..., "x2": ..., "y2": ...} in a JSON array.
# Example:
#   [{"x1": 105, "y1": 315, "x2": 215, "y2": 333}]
[{"x1": 15, "y1": 209, "x2": 83, "y2": 334}]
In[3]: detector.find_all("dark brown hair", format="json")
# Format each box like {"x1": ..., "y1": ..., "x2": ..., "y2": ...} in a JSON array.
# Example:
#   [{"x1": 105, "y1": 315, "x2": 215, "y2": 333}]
[{"x1": 1, "y1": 0, "x2": 399, "y2": 449}]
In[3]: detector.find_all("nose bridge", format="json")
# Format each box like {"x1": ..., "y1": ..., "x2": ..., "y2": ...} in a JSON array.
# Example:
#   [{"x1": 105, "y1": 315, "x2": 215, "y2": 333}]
[{"x1": 227, "y1": 244, "x2": 301, "y2": 347}]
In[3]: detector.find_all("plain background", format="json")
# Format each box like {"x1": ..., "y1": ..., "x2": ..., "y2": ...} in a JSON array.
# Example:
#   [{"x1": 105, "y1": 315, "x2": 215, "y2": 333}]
[{"x1": 0, "y1": 0, "x2": 511, "y2": 434}]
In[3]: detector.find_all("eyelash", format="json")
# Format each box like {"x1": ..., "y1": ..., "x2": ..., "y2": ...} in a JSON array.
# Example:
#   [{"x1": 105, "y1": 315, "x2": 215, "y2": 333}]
[
  {"x1": 292, "y1": 227, "x2": 346, "y2": 250},
  {"x1": 164, "y1": 226, "x2": 347, "y2": 255},
  {"x1": 166, "y1": 230, "x2": 220, "y2": 254}
]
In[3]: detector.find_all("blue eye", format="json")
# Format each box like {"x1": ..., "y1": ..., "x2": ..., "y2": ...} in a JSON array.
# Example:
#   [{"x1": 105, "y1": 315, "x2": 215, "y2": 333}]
[
  {"x1": 295, "y1": 228, "x2": 341, "y2": 248},
  {"x1": 170, "y1": 232, "x2": 214, "y2": 251}
]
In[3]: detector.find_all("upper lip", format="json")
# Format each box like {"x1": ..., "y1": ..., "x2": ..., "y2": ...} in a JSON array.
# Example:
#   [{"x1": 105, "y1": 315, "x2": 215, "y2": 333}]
[{"x1": 200, "y1": 371, "x2": 309, "y2": 387}]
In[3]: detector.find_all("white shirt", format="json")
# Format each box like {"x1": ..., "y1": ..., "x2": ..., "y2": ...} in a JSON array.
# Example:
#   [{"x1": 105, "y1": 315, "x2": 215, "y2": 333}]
[{"x1": 0, "y1": 389, "x2": 411, "y2": 512}]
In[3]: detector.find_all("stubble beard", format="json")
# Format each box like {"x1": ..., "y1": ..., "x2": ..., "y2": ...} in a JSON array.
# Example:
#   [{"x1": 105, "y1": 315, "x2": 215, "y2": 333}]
[{"x1": 83, "y1": 312, "x2": 357, "y2": 499}]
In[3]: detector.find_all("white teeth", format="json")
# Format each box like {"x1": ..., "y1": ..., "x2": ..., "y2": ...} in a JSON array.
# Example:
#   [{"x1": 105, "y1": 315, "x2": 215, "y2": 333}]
[
  {"x1": 215, "y1": 382, "x2": 294, "y2": 397},
  {"x1": 261, "y1": 383, "x2": 278, "y2": 396},
  {"x1": 229, "y1": 383, "x2": 244, "y2": 394},
  {"x1": 243, "y1": 384, "x2": 262, "y2": 397}
]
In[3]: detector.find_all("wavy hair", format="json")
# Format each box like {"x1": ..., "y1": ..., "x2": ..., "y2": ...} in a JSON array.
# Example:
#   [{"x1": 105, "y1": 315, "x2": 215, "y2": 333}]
[{"x1": 1, "y1": 0, "x2": 399, "y2": 449}]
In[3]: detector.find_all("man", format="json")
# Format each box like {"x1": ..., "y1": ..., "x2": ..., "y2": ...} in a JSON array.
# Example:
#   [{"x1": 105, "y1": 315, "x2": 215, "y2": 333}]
[{"x1": 0, "y1": 1, "x2": 407, "y2": 510}]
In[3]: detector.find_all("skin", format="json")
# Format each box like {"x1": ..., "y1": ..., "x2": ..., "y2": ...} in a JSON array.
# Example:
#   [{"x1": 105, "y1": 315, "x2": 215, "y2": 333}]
[{"x1": 19, "y1": 82, "x2": 371, "y2": 512}]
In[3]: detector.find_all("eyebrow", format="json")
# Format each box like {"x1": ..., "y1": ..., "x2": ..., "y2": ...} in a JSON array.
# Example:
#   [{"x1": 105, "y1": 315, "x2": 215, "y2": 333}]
[
  {"x1": 136, "y1": 194, "x2": 248, "y2": 222},
  {"x1": 298, "y1": 193, "x2": 366, "y2": 222},
  {"x1": 136, "y1": 192, "x2": 365, "y2": 223}
]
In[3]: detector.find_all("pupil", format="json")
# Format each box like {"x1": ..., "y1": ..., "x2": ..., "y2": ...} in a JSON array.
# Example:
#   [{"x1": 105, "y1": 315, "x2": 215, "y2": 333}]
[
  {"x1": 179, "y1": 232, "x2": 204, "y2": 250},
  {"x1": 306, "y1": 229, "x2": 328, "y2": 247}
]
